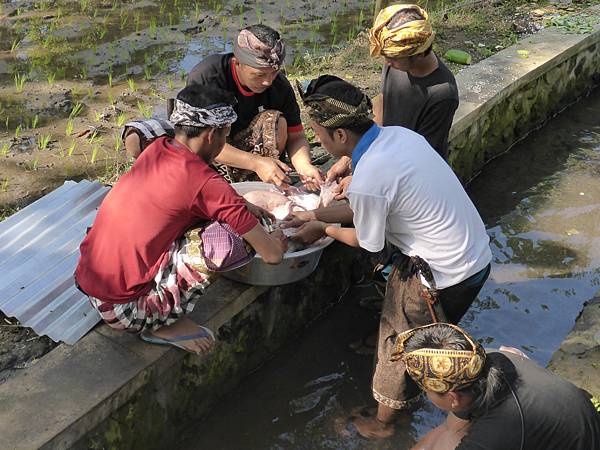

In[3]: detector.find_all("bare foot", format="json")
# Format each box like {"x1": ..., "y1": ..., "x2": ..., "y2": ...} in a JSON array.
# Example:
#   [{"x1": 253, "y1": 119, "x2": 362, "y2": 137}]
[
  {"x1": 351, "y1": 415, "x2": 395, "y2": 439},
  {"x1": 151, "y1": 317, "x2": 214, "y2": 355}
]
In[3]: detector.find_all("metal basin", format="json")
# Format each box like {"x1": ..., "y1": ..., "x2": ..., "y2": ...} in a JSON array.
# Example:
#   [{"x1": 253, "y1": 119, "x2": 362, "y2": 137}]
[{"x1": 223, "y1": 182, "x2": 335, "y2": 286}]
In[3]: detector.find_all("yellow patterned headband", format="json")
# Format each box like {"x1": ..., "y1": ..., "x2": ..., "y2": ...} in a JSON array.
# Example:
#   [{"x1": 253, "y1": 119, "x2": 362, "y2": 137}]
[
  {"x1": 369, "y1": 4, "x2": 435, "y2": 58},
  {"x1": 392, "y1": 323, "x2": 486, "y2": 394}
]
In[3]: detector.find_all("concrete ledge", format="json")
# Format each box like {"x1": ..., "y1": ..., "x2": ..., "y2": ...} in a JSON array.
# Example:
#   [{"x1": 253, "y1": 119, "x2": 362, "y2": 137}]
[
  {"x1": 548, "y1": 297, "x2": 600, "y2": 399},
  {"x1": 449, "y1": 5, "x2": 600, "y2": 182}
]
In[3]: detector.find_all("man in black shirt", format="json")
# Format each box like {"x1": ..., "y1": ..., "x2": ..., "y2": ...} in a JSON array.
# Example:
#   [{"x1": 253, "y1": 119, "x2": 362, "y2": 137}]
[
  {"x1": 390, "y1": 323, "x2": 600, "y2": 450},
  {"x1": 124, "y1": 24, "x2": 323, "y2": 189},
  {"x1": 326, "y1": 4, "x2": 457, "y2": 195}
]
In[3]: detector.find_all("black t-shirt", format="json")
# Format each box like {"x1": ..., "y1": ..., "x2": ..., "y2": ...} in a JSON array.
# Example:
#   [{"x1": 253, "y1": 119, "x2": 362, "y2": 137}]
[
  {"x1": 456, "y1": 351, "x2": 600, "y2": 450},
  {"x1": 382, "y1": 57, "x2": 458, "y2": 159},
  {"x1": 186, "y1": 53, "x2": 303, "y2": 137}
]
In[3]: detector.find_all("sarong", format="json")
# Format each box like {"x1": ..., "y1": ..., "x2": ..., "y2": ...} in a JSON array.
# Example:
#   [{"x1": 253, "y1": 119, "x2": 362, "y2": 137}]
[
  {"x1": 372, "y1": 262, "x2": 490, "y2": 409},
  {"x1": 214, "y1": 109, "x2": 284, "y2": 183}
]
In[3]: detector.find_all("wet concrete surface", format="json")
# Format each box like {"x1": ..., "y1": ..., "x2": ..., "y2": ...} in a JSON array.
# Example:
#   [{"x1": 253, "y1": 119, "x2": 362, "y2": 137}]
[{"x1": 179, "y1": 89, "x2": 600, "y2": 449}]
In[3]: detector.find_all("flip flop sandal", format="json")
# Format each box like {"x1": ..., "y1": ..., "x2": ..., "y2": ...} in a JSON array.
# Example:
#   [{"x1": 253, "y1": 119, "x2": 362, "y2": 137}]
[{"x1": 140, "y1": 325, "x2": 215, "y2": 354}]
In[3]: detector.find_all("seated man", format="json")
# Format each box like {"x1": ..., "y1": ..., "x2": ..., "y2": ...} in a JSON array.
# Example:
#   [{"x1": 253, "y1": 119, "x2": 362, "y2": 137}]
[
  {"x1": 75, "y1": 85, "x2": 286, "y2": 355},
  {"x1": 394, "y1": 323, "x2": 600, "y2": 450},
  {"x1": 124, "y1": 24, "x2": 322, "y2": 190},
  {"x1": 284, "y1": 75, "x2": 491, "y2": 438}
]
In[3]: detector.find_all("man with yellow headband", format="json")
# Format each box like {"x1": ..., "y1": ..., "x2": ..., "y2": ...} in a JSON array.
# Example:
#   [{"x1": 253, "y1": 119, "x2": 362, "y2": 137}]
[
  {"x1": 395, "y1": 323, "x2": 600, "y2": 450},
  {"x1": 370, "y1": 4, "x2": 458, "y2": 158}
]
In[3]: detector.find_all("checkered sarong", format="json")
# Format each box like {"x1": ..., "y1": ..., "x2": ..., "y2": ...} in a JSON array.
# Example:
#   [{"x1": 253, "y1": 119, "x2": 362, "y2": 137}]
[{"x1": 89, "y1": 234, "x2": 212, "y2": 333}]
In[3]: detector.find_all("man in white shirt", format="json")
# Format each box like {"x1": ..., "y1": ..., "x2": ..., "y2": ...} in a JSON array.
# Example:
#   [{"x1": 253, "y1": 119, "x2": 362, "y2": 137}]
[{"x1": 284, "y1": 75, "x2": 492, "y2": 439}]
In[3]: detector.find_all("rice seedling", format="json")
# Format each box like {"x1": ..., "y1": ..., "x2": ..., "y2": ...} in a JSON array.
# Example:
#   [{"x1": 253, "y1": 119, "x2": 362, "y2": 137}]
[
  {"x1": 149, "y1": 17, "x2": 158, "y2": 39},
  {"x1": 87, "y1": 129, "x2": 101, "y2": 144},
  {"x1": 255, "y1": 6, "x2": 262, "y2": 23},
  {"x1": 4, "y1": 116, "x2": 8, "y2": 130},
  {"x1": 127, "y1": 78, "x2": 137, "y2": 92},
  {"x1": 31, "y1": 115, "x2": 39, "y2": 129},
  {"x1": 66, "y1": 141, "x2": 76, "y2": 157},
  {"x1": 47, "y1": 72, "x2": 56, "y2": 85},
  {"x1": 10, "y1": 39, "x2": 21, "y2": 53},
  {"x1": 108, "y1": 72, "x2": 113, "y2": 88},
  {"x1": 120, "y1": 13, "x2": 128, "y2": 30},
  {"x1": 29, "y1": 155, "x2": 40, "y2": 171},
  {"x1": 90, "y1": 145, "x2": 99, "y2": 164},
  {"x1": 14, "y1": 73, "x2": 27, "y2": 93},
  {"x1": 134, "y1": 12, "x2": 141, "y2": 33},
  {"x1": 1, "y1": 177, "x2": 8, "y2": 193},
  {"x1": 167, "y1": 76, "x2": 175, "y2": 90},
  {"x1": 116, "y1": 112, "x2": 127, "y2": 127},
  {"x1": 14, "y1": 124, "x2": 22, "y2": 139},
  {"x1": 113, "y1": 133, "x2": 122, "y2": 152},
  {"x1": 179, "y1": 68, "x2": 187, "y2": 80},
  {"x1": 94, "y1": 110, "x2": 103, "y2": 122},
  {"x1": 69, "y1": 102, "x2": 84, "y2": 119},
  {"x1": 137, "y1": 100, "x2": 153, "y2": 119},
  {"x1": 38, "y1": 134, "x2": 51, "y2": 150},
  {"x1": 108, "y1": 91, "x2": 115, "y2": 106},
  {"x1": 65, "y1": 119, "x2": 74, "y2": 136},
  {"x1": 144, "y1": 66, "x2": 152, "y2": 81},
  {"x1": 1, "y1": 143, "x2": 10, "y2": 156}
]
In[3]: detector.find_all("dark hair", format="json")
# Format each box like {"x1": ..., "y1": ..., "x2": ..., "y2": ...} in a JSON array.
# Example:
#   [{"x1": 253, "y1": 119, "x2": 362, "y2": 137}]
[
  {"x1": 174, "y1": 84, "x2": 236, "y2": 138},
  {"x1": 388, "y1": 8, "x2": 433, "y2": 56},
  {"x1": 244, "y1": 24, "x2": 281, "y2": 47},
  {"x1": 324, "y1": 119, "x2": 375, "y2": 137},
  {"x1": 403, "y1": 324, "x2": 504, "y2": 413}
]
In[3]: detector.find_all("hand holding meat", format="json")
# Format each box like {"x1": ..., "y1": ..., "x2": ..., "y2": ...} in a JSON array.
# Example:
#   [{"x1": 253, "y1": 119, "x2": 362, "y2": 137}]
[
  {"x1": 333, "y1": 175, "x2": 352, "y2": 201},
  {"x1": 254, "y1": 156, "x2": 292, "y2": 187},
  {"x1": 296, "y1": 163, "x2": 324, "y2": 191},
  {"x1": 280, "y1": 210, "x2": 317, "y2": 229}
]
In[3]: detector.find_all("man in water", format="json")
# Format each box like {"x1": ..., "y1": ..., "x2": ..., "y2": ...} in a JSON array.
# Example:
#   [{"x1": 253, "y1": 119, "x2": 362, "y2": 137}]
[
  {"x1": 124, "y1": 24, "x2": 323, "y2": 190},
  {"x1": 284, "y1": 75, "x2": 491, "y2": 439},
  {"x1": 395, "y1": 323, "x2": 600, "y2": 450}
]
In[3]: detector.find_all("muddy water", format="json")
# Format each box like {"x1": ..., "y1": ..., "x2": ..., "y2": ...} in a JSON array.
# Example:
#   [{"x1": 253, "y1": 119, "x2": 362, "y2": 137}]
[{"x1": 179, "y1": 90, "x2": 600, "y2": 449}]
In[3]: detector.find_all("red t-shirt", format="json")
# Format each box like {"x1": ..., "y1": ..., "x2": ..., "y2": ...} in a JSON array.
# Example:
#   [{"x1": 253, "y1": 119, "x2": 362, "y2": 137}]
[{"x1": 75, "y1": 137, "x2": 258, "y2": 303}]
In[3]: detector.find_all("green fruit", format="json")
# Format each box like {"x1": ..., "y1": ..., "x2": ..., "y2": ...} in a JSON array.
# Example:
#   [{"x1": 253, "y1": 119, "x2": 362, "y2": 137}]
[{"x1": 444, "y1": 49, "x2": 472, "y2": 65}]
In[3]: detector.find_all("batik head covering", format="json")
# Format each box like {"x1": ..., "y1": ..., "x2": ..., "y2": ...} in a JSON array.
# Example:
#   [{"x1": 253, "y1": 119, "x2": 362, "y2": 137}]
[
  {"x1": 233, "y1": 28, "x2": 286, "y2": 69},
  {"x1": 392, "y1": 323, "x2": 486, "y2": 394},
  {"x1": 296, "y1": 75, "x2": 372, "y2": 129},
  {"x1": 369, "y1": 4, "x2": 435, "y2": 58},
  {"x1": 169, "y1": 99, "x2": 238, "y2": 128}
]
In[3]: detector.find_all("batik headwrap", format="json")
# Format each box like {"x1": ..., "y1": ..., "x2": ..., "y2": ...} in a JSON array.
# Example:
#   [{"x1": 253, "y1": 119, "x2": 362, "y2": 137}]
[
  {"x1": 169, "y1": 99, "x2": 237, "y2": 128},
  {"x1": 391, "y1": 323, "x2": 486, "y2": 394},
  {"x1": 233, "y1": 29, "x2": 286, "y2": 69},
  {"x1": 369, "y1": 4, "x2": 435, "y2": 58},
  {"x1": 295, "y1": 76, "x2": 372, "y2": 128}
]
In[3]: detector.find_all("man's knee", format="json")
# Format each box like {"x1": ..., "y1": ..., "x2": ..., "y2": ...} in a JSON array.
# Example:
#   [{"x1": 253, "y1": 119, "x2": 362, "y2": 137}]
[
  {"x1": 276, "y1": 115, "x2": 288, "y2": 153},
  {"x1": 124, "y1": 130, "x2": 142, "y2": 159}
]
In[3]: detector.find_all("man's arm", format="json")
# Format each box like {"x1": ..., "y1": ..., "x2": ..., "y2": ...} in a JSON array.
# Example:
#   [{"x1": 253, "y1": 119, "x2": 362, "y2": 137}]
[
  {"x1": 411, "y1": 413, "x2": 470, "y2": 450},
  {"x1": 242, "y1": 224, "x2": 287, "y2": 264},
  {"x1": 416, "y1": 98, "x2": 458, "y2": 160},
  {"x1": 287, "y1": 131, "x2": 323, "y2": 190},
  {"x1": 215, "y1": 142, "x2": 292, "y2": 186},
  {"x1": 280, "y1": 203, "x2": 354, "y2": 229},
  {"x1": 373, "y1": 93, "x2": 383, "y2": 126}
]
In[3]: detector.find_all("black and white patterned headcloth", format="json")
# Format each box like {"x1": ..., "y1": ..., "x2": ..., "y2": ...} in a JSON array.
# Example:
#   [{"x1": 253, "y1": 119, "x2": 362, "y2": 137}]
[{"x1": 169, "y1": 99, "x2": 238, "y2": 128}]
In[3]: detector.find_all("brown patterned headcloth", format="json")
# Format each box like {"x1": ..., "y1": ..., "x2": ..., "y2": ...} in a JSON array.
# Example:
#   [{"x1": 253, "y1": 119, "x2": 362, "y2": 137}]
[
  {"x1": 234, "y1": 28, "x2": 286, "y2": 69},
  {"x1": 392, "y1": 323, "x2": 486, "y2": 394}
]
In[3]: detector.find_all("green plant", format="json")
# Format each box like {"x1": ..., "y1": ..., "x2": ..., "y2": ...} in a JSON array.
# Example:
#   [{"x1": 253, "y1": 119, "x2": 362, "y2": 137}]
[
  {"x1": 14, "y1": 73, "x2": 27, "y2": 93},
  {"x1": 66, "y1": 141, "x2": 76, "y2": 157},
  {"x1": 90, "y1": 145, "x2": 99, "y2": 164},
  {"x1": 65, "y1": 119, "x2": 74, "y2": 136},
  {"x1": 167, "y1": 76, "x2": 175, "y2": 90},
  {"x1": 108, "y1": 72, "x2": 113, "y2": 88},
  {"x1": 1, "y1": 177, "x2": 8, "y2": 193},
  {"x1": 10, "y1": 39, "x2": 21, "y2": 53},
  {"x1": 116, "y1": 112, "x2": 127, "y2": 127},
  {"x1": 38, "y1": 134, "x2": 51, "y2": 150},
  {"x1": 31, "y1": 114, "x2": 39, "y2": 129},
  {"x1": 69, "y1": 102, "x2": 84, "y2": 119},
  {"x1": 1, "y1": 143, "x2": 10, "y2": 155},
  {"x1": 136, "y1": 100, "x2": 153, "y2": 119},
  {"x1": 87, "y1": 129, "x2": 101, "y2": 144},
  {"x1": 127, "y1": 78, "x2": 137, "y2": 92},
  {"x1": 47, "y1": 72, "x2": 56, "y2": 85},
  {"x1": 592, "y1": 397, "x2": 600, "y2": 413},
  {"x1": 14, "y1": 124, "x2": 22, "y2": 139},
  {"x1": 94, "y1": 110, "x2": 102, "y2": 122},
  {"x1": 144, "y1": 66, "x2": 152, "y2": 81}
]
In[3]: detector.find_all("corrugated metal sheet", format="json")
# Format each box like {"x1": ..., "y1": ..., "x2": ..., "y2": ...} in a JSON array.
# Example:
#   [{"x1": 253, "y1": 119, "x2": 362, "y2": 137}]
[{"x1": 0, "y1": 180, "x2": 109, "y2": 344}]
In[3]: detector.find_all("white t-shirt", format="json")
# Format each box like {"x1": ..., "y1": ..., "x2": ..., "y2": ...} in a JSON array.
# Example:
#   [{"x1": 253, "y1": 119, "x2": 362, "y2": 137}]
[{"x1": 348, "y1": 126, "x2": 492, "y2": 289}]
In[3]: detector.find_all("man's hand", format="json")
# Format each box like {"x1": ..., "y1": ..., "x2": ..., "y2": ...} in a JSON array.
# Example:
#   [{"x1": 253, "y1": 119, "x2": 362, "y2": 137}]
[
  {"x1": 334, "y1": 175, "x2": 352, "y2": 200},
  {"x1": 326, "y1": 156, "x2": 352, "y2": 183},
  {"x1": 279, "y1": 210, "x2": 317, "y2": 229},
  {"x1": 244, "y1": 200, "x2": 275, "y2": 221},
  {"x1": 270, "y1": 229, "x2": 288, "y2": 255},
  {"x1": 254, "y1": 156, "x2": 292, "y2": 187},
  {"x1": 291, "y1": 221, "x2": 327, "y2": 245},
  {"x1": 296, "y1": 163, "x2": 324, "y2": 191}
]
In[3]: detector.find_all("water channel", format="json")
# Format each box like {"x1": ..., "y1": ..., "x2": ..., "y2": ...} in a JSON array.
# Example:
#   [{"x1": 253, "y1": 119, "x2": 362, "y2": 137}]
[{"x1": 179, "y1": 89, "x2": 600, "y2": 449}]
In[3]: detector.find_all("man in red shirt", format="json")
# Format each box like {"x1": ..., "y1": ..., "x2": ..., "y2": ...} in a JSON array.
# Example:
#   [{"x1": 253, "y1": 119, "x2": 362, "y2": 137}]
[
  {"x1": 76, "y1": 85, "x2": 286, "y2": 354},
  {"x1": 124, "y1": 24, "x2": 323, "y2": 190}
]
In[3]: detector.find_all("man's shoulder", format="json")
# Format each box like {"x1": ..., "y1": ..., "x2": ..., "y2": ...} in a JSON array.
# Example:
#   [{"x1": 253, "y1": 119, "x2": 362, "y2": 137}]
[{"x1": 187, "y1": 53, "x2": 231, "y2": 86}]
